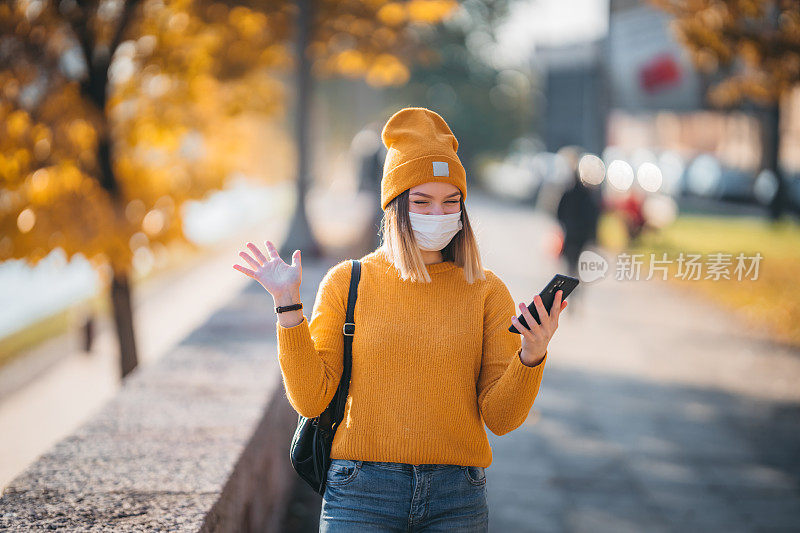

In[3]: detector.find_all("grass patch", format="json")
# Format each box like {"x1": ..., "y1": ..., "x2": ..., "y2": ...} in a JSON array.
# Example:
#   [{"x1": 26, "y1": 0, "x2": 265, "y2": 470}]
[
  {"x1": 0, "y1": 293, "x2": 106, "y2": 370},
  {"x1": 0, "y1": 239, "x2": 207, "y2": 372},
  {"x1": 598, "y1": 212, "x2": 800, "y2": 347},
  {"x1": 0, "y1": 308, "x2": 78, "y2": 369}
]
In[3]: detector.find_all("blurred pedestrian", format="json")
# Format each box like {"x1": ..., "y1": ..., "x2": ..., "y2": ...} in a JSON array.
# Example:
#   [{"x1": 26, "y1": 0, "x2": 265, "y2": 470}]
[
  {"x1": 351, "y1": 122, "x2": 387, "y2": 252},
  {"x1": 235, "y1": 107, "x2": 568, "y2": 532},
  {"x1": 82, "y1": 313, "x2": 95, "y2": 353},
  {"x1": 556, "y1": 154, "x2": 601, "y2": 280},
  {"x1": 352, "y1": 121, "x2": 386, "y2": 194},
  {"x1": 615, "y1": 183, "x2": 647, "y2": 246}
]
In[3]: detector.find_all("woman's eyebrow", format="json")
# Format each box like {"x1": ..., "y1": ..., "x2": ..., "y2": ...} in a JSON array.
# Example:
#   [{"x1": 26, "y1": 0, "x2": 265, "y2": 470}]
[{"x1": 410, "y1": 192, "x2": 462, "y2": 198}]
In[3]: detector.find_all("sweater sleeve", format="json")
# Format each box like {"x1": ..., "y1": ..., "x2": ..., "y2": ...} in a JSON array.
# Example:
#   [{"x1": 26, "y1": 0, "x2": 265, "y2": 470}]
[
  {"x1": 477, "y1": 273, "x2": 548, "y2": 436},
  {"x1": 275, "y1": 260, "x2": 351, "y2": 418}
]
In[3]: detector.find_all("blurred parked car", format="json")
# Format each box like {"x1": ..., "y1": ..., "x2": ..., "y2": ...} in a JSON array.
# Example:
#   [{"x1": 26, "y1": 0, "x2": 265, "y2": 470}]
[{"x1": 682, "y1": 153, "x2": 757, "y2": 204}]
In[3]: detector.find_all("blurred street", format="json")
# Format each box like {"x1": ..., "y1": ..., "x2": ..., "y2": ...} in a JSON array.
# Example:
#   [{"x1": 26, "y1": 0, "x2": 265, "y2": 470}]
[
  {"x1": 277, "y1": 190, "x2": 800, "y2": 532},
  {"x1": 471, "y1": 192, "x2": 800, "y2": 532}
]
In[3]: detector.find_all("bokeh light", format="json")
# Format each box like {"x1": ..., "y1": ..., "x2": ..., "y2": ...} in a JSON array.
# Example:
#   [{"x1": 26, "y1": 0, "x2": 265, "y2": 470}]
[
  {"x1": 607, "y1": 159, "x2": 634, "y2": 191},
  {"x1": 642, "y1": 193, "x2": 678, "y2": 228},
  {"x1": 685, "y1": 153, "x2": 721, "y2": 197},
  {"x1": 16, "y1": 208, "x2": 35, "y2": 233},
  {"x1": 636, "y1": 162, "x2": 663, "y2": 192},
  {"x1": 657, "y1": 150, "x2": 684, "y2": 196},
  {"x1": 578, "y1": 153, "x2": 605, "y2": 186},
  {"x1": 753, "y1": 169, "x2": 778, "y2": 205}
]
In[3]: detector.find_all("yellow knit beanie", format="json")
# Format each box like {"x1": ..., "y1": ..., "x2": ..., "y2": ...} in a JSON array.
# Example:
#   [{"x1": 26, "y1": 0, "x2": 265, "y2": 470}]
[{"x1": 380, "y1": 107, "x2": 467, "y2": 211}]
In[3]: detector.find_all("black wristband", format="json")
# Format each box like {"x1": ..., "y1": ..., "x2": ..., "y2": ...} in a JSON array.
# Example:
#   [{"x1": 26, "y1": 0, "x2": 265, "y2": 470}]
[{"x1": 275, "y1": 302, "x2": 303, "y2": 314}]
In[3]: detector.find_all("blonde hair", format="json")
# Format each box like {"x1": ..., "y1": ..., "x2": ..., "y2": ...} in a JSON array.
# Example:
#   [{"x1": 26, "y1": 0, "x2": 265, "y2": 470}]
[{"x1": 379, "y1": 189, "x2": 486, "y2": 284}]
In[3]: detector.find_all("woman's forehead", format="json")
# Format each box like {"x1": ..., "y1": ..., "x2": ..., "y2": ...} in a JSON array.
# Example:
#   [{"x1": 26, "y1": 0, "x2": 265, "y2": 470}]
[{"x1": 409, "y1": 182, "x2": 461, "y2": 195}]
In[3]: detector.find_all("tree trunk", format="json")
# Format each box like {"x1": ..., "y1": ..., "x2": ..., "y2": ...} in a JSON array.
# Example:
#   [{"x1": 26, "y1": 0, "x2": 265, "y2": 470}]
[
  {"x1": 280, "y1": 0, "x2": 323, "y2": 260},
  {"x1": 762, "y1": 101, "x2": 787, "y2": 221},
  {"x1": 110, "y1": 270, "x2": 139, "y2": 379},
  {"x1": 97, "y1": 123, "x2": 139, "y2": 378},
  {"x1": 71, "y1": 1, "x2": 142, "y2": 378}
]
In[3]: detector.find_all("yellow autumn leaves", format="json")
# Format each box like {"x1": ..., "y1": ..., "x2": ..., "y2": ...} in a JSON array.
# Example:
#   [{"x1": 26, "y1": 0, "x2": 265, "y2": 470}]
[{"x1": 0, "y1": 0, "x2": 459, "y2": 276}]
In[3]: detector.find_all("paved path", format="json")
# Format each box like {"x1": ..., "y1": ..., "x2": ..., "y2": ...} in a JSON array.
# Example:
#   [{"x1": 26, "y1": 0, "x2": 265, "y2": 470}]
[{"x1": 468, "y1": 192, "x2": 800, "y2": 532}]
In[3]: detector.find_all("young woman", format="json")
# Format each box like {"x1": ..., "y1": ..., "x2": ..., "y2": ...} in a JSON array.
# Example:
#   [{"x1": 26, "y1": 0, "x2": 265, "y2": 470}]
[{"x1": 233, "y1": 107, "x2": 567, "y2": 532}]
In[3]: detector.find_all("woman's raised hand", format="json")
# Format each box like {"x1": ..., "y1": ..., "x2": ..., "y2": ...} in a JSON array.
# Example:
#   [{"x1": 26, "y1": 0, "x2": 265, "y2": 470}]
[{"x1": 233, "y1": 241, "x2": 301, "y2": 299}]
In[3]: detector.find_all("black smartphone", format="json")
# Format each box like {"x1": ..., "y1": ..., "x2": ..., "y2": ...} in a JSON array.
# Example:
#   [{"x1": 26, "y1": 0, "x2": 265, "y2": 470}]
[{"x1": 508, "y1": 274, "x2": 579, "y2": 334}]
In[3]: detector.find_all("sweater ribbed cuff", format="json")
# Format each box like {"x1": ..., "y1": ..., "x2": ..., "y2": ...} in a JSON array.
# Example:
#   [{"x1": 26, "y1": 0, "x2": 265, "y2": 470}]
[
  {"x1": 510, "y1": 349, "x2": 547, "y2": 386},
  {"x1": 275, "y1": 315, "x2": 312, "y2": 358}
]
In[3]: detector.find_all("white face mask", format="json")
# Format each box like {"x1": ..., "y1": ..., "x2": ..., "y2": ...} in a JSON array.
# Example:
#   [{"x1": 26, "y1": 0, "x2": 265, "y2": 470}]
[{"x1": 408, "y1": 210, "x2": 463, "y2": 251}]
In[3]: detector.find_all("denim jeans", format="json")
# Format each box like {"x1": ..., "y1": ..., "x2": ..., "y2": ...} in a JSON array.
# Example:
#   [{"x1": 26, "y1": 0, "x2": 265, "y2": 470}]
[{"x1": 320, "y1": 459, "x2": 489, "y2": 532}]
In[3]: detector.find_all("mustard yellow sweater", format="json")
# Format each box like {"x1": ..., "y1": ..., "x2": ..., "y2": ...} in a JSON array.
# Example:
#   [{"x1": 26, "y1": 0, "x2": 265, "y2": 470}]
[{"x1": 275, "y1": 247, "x2": 548, "y2": 468}]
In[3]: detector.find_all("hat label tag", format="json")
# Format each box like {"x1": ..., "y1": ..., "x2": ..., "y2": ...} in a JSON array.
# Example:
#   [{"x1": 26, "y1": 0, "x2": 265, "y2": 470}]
[{"x1": 432, "y1": 161, "x2": 449, "y2": 177}]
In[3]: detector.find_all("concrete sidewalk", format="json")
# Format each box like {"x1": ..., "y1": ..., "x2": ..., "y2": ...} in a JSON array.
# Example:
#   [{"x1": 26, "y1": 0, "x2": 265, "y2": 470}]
[{"x1": 469, "y1": 192, "x2": 800, "y2": 532}]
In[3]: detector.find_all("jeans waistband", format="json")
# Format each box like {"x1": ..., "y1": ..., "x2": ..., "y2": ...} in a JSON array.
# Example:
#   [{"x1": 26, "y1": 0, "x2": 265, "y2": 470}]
[{"x1": 357, "y1": 460, "x2": 466, "y2": 472}]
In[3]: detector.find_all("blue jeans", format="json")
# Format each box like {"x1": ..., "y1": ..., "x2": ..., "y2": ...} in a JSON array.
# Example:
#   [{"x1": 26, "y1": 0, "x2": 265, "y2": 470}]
[{"x1": 320, "y1": 459, "x2": 489, "y2": 532}]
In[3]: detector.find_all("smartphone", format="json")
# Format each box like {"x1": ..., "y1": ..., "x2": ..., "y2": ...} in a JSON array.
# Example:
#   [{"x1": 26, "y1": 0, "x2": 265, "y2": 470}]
[{"x1": 508, "y1": 274, "x2": 579, "y2": 334}]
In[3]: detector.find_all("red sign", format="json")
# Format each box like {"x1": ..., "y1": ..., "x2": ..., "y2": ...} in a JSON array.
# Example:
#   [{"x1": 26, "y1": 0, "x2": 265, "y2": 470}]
[{"x1": 639, "y1": 53, "x2": 682, "y2": 93}]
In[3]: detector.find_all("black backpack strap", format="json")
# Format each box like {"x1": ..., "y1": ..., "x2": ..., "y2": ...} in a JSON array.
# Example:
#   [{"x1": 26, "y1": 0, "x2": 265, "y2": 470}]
[{"x1": 332, "y1": 259, "x2": 360, "y2": 431}]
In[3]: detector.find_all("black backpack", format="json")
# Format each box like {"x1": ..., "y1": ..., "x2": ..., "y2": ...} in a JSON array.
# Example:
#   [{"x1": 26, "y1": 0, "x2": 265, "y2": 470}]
[{"x1": 289, "y1": 259, "x2": 361, "y2": 495}]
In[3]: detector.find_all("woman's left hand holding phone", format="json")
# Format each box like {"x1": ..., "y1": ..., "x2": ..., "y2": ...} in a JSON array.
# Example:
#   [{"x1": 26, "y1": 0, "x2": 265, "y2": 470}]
[{"x1": 511, "y1": 290, "x2": 567, "y2": 366}]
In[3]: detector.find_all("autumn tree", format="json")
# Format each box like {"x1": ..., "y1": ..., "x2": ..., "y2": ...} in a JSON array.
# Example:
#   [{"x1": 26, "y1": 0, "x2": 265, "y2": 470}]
[
  {"x1": 0, "y1": 0, "x2": 295, "y2": 378},
  {"x1": 274, "y1": 0, "x2": 460, "y2": 260},
  {"x1": 649, "y1": 0, "x2": 800, "y2": 220},
  {"x1": 0, "y1": 0, "x2": 457, "y2": 379},
  {"x1": 384, "y1": 0, "x2": 534, "y2": 176}
]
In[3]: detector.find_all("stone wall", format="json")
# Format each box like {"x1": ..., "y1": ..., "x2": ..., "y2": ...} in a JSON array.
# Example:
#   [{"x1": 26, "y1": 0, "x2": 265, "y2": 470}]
[{"x1": 0, "y1": 279, "x2": 308, "y2": 531}]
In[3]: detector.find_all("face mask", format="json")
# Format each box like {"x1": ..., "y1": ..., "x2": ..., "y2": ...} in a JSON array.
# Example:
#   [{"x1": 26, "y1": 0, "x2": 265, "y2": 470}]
[{"x1": 408, "y1": 210, "x2": 463, "y2": 251}]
